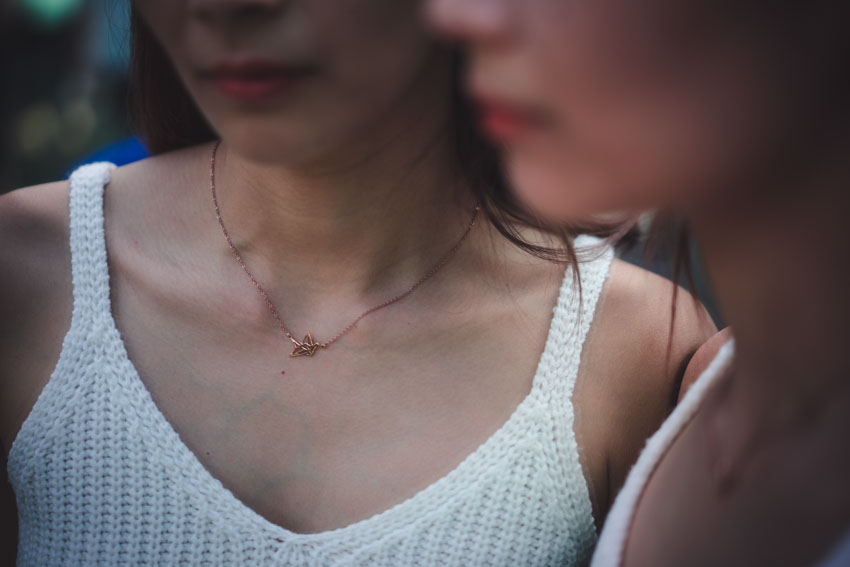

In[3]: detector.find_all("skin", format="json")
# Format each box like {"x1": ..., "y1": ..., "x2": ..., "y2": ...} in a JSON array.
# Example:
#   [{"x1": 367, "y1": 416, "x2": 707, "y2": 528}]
[
  {"x1": 429, "y1": 0, "x2": 850, "y2": 565},
  {"x1": 0, "y1": 0, "x2": 713, "y2": 557}
]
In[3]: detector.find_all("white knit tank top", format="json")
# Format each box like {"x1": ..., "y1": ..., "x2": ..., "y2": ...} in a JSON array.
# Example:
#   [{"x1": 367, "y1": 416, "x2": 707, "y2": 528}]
[{"x1": 8, "y1": 162, "x2": 614, "y2": 566}]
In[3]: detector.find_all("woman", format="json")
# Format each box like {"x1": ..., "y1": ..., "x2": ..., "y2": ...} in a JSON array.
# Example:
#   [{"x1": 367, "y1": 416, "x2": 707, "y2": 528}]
[
  {"x1": 0, "y1": 1, "x2": 713, "y2": 565},
  {"x1": 429, "y1": 0, "x2": 850, "y2": 565}
]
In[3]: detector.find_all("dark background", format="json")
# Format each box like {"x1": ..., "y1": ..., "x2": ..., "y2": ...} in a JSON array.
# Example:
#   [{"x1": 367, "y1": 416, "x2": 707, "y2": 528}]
[{"x1": 1, "y1": 0, "x2": 135, "y2": 191}]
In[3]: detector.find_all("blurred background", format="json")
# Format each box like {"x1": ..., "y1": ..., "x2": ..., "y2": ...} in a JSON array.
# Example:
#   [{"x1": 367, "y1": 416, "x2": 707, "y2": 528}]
[{"x1": 0, "y1": 0, "x2": 144, "y2": 191}]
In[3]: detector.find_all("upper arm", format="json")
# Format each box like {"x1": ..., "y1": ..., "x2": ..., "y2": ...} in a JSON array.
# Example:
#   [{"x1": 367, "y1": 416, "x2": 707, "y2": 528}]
[
  {"x1": 0, "y1": 181, "x2": 73, "y2": 452},
  {"x1": 577, "y1": 259, "x2": 717, "y2": 518},
  {"x1": 0, "y1": 181, "x2": 73, "y2": 560}
]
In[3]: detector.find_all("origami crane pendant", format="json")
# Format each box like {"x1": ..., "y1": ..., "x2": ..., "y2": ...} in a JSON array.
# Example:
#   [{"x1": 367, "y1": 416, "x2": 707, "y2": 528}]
[{"x1": 290, "y1": 331, "x2": 321, "y2": 357}]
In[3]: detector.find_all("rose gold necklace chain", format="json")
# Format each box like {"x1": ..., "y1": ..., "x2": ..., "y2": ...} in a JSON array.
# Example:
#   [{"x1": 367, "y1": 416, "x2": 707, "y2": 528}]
[{"x1": 209, "y1": 140, "x2": 480, "y2": 358}]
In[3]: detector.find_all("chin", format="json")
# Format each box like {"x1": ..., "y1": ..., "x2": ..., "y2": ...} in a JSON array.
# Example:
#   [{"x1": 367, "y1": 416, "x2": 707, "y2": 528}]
[
  {"x1": 508, "y1": 154, "x2": 608, "y2": 225},
  {"x1": 209, "y1": 111, "x2": 335, "y2": 165},
  {"x1": 508, "y1": 150, "x2": 670, "y2": 224}
]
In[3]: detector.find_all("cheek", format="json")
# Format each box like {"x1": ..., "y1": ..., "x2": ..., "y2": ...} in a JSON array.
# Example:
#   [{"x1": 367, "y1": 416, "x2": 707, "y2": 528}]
[
  {"x1": 492, "y1": 13, "x2": 674, "y2": 218},
  {"x1": 317, "y1": 0, "x2": 438, "y2": 109},
  {"x1": 510, "y1": 10, "x2": 756, "y2": 217}
]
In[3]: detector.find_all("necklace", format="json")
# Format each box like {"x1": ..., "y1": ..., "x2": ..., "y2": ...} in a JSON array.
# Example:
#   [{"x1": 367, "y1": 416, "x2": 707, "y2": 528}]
[{"x1": 209, "y1": 140, "x2": 480, "y2": 358}]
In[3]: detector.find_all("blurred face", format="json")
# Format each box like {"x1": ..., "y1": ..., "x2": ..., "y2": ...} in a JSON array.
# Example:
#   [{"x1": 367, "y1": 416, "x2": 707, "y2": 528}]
[
  {"x1": 428, "y1": 0, "x2": 793, "y2": 221},
  {"x1": 136, "y1": 0, "x2": 450, "y2": 165}
]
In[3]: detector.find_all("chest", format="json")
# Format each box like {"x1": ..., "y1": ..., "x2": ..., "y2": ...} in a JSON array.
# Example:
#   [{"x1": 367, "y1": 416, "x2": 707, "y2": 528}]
[{"x1": 111, "y1": 265, "x2": 558, "y2": 533}]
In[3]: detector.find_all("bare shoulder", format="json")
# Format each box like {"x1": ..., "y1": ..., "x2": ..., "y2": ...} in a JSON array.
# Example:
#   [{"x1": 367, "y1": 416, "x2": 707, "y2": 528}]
[
  {"x1": 595, "y1": 259, "x2": 717, "y2": 377},
  {"x1": 0, "y1": 180, "x2": 74, "y2": 452},
  {"x1": 589, "y1": 258, "x2": 717, "y2": 376},
  {"x1": 0, "y1": 179, "x2": 72, "y2": 329},
  {"x1": 589, "y1": 258, "x2": 716, "y2": 418},
  {"x1": 0, "y1": 179, "x2": 70, "y2": 251},
  {"x1": 578, "y1": 258, "x2": 717, "y2": 504}
]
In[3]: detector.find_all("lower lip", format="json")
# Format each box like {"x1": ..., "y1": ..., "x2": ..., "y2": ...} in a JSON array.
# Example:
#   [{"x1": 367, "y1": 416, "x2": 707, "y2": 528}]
[
  {"x1": 479, "y1": 105, "x2": 540, "y2": 142},
  {"x1": 213, "y1": 75, "x2": 303, "y2": 102}
]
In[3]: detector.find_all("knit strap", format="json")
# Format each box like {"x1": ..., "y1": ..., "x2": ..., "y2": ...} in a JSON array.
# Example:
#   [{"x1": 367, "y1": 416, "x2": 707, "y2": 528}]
[
  {"x1": 572, "y1": 235, "x2": 615, "y2": 367},
  {"x1": 68, "y1": 162, "x2": 116, "y2": 325},
  {"x1": 534, "y1": 235, "x2": 614, "y2": 400}
]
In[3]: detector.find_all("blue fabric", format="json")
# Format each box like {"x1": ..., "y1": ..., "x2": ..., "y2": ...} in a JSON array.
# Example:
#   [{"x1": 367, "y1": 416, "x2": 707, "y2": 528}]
[{"x1": 66, "y1": 137, "x2": 149, "y2": 178}]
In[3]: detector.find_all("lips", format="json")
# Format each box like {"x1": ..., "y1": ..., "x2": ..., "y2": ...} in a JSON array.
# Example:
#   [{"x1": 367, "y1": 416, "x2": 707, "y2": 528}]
[
  {"x1": 475, "y1": 96, "x2": 548, "y2": 142},
  {"x1": 202, "y1": 60, "x2": 317, "y2": 103}
]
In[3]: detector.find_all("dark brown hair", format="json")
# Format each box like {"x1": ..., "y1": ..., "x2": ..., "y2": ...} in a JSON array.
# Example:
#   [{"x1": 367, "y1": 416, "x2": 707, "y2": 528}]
[{"x1": 128, "y1": 6, "x2": 627, "y2": 272}]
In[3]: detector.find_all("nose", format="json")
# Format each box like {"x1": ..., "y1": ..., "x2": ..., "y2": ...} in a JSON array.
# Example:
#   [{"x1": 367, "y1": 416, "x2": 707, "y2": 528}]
[
  {"x1": 190, "y1": 0, "x2": 286, "y2": 24},
  {"x1": 426, "y1": 0, "x2": 512, "y2": 43}
]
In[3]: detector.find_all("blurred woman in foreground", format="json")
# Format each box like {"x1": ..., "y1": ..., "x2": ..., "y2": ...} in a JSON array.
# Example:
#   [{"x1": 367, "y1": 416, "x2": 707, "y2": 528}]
[{"x1": 429, "y1": 1, "x2": 850, "y2": 565}]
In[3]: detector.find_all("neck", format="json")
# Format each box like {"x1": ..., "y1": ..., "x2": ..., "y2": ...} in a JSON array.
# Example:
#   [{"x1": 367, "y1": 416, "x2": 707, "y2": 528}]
[
  {"x1": 687, "y1": 149, "x2": 850, "y2": 423},
  {"x1": 206, "y1": 96, "x2": 476, "y2": 314}
]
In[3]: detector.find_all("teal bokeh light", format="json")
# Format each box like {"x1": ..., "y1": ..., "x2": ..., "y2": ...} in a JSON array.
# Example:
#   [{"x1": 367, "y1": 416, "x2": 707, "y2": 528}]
[{"x1": 20, "y1": 0, "x2": 84, "y2": 28}]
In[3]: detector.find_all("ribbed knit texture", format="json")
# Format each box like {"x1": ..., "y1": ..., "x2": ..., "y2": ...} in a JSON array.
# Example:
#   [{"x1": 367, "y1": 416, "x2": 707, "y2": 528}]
[
  {"x1": 8, "y1": 162, "x2": 614, "y2": 566},
  {"x1": 590, "y1": 339, "x2": 736, "y2": 567}
]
